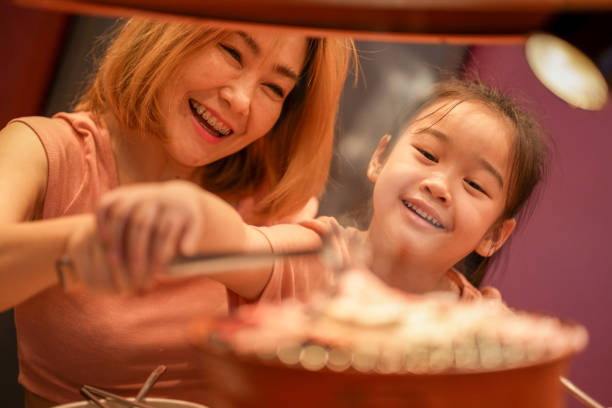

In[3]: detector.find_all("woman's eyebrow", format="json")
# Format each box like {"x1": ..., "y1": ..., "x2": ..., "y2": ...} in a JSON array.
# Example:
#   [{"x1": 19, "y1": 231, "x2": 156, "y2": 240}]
[
  {"x1": 237, "y1": 31, "x2": 260, "y2": 54},
  {"x1": 236, "y1": 31, "x2": 299, "y2": 83},
  {"x1": 421, "y1": 127, "x2": 504, "y2": 189}
]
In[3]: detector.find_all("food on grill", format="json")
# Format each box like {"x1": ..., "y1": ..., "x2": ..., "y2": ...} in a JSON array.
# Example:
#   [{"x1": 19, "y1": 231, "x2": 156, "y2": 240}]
[
  {"x1": 191, "y1": 269, "x2": 588, "y2": 408},
  {"x1": 201, "y1": 269, "x2": 587, "y2": 375}
]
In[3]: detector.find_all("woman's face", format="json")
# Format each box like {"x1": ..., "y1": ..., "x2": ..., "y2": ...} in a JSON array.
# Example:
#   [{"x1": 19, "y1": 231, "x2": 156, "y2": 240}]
[
  {"x1": 159, "y1": 30, "x2": 308, "y2": 167},
  {"x1": 368, "y1": 99, "x2": 515, "y2": 275}
]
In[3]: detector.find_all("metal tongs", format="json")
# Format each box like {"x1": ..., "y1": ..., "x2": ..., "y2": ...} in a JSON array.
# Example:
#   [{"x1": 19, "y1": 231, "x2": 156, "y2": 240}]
[
  {"x1": 166, "y1": 245, "x2": 339, "y2": 278},
  {"x1": 165, "y1": 224, "x2": 366, "y2": 278},
  {"x1": 56, "y1": 228, "x2": 351, "y2": 287}
]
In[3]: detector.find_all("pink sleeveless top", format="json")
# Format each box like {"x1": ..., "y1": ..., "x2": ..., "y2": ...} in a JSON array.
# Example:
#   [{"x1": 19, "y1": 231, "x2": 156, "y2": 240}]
[{"x1": 10, "y1": 112, "x2": 317, "y2": 404}]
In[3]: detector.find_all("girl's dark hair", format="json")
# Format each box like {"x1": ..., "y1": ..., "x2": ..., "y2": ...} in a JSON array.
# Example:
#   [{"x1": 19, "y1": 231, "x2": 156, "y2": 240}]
[{"x1": 383, "y1": 77, "x2": 549, "y2": 287}]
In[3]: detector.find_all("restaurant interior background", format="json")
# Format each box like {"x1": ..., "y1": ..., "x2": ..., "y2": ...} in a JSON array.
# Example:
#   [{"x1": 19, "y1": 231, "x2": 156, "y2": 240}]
[{"x1": 1, "y1": 1, "x2": 611, "y2": 407}]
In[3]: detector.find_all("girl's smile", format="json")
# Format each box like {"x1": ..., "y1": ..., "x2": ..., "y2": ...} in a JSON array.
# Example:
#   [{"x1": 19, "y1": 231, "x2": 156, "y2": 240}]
[
  {"x1": 366, "y1": 98, "x2": 515, "y2": 291},
  {"x1": 401, "y1": 198, "x2": 446, "y2": 230}
]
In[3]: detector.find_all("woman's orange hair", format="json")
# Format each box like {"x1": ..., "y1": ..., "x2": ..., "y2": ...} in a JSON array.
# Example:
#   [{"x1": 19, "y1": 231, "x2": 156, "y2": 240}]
[{"x1": 76, "y1": 19, "x2": 356, "y2": 223}]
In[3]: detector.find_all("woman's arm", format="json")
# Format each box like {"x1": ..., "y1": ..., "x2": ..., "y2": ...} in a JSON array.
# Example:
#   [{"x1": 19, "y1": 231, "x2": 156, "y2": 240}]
[
  {"x1": 95, "y1": 181, "x2": 323, "y2": 299},
  {"x1": 0, "y1": 122, "x2": 91, "y2": 311},
  {"x1": 0, "y1": 216, "x2": 94, "y2": 311},
  {"x1": 94, "y1": 181, "x2": 280, "y2": 298}
]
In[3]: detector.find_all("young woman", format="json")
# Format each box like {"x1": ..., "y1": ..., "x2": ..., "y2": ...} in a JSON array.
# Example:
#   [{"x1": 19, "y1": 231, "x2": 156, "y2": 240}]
[{"x1": 0, "y1": 18, "x2": 355, "y2": 406}]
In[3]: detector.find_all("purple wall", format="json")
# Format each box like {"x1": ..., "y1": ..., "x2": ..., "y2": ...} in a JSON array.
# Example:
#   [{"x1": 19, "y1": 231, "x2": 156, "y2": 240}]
[{"x1": 471, "y1": 45, "x2": 612, "y2": 408}]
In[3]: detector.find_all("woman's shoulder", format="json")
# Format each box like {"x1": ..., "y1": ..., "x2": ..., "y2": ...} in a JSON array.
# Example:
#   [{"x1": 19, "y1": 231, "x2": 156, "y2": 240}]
[
  {"x1": 9, "y1": 110, "x2": 92, "y2": 128},
  {"x1": 7, "y1": 112, "x2": 117, "y2": 217},
  {"x1": 7, "y1": 111, "x2": 105, "y2": 146},
  {"x1": 0, "y1": 119, "x2": 49, "y2": 220}
]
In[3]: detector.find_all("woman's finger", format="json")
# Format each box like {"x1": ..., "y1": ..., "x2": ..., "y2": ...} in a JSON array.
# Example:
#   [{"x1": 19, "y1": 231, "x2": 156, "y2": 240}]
[
  {"x1": 150, "y1": 211, "x2": 185, "y2": 277},
  {"x1": 124, "y1": 201, "x2": 160, "y2": 289},
  {"x1": 91, "y1": 233, "x2": 127, "y2": 293},
  {"x1": 104, "y1": 197, "x2": 138, "y2": 268},
  {"x1": 96, "y1": 191, "x2": 124, "y2": 245}
]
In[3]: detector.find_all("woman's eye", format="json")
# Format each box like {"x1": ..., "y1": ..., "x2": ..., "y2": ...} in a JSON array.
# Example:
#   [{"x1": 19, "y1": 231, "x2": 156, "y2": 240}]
[
  {"x1": 219, "y1": 44, "x2": 242, "y2": 64},
  {"x1": 417, "y1": 148, "x2": 437, "y2": 163},
  {"x1": 265, "y1": 83, "x2": 285, "y2": 98}
]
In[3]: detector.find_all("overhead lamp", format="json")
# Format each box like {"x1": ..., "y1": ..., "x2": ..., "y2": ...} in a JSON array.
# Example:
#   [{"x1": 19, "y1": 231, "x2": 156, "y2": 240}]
[{"x1": 525, "y1": 13, "x2": 612, "y2": 111}]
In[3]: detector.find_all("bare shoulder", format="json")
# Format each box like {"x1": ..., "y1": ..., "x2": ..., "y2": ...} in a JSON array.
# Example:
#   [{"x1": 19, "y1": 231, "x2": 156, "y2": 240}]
[{"x1": 0, "y1": 121, "x2": 48, "y2": 221}]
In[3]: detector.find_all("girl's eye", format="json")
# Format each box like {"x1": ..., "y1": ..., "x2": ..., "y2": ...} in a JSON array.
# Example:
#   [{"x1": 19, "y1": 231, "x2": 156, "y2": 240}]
[
  {"x1": 417, "y1": 148, "x2": 438, "y2": 163},
  {"x1": 265, "y1": 83, "x2": 285, "y2": 98},
  {"x1": 465, "y1": 179, "x2": 487, "y2": 195},
  {"x1": 219, "y1": 44, "x2": 242, "y2": 64}
]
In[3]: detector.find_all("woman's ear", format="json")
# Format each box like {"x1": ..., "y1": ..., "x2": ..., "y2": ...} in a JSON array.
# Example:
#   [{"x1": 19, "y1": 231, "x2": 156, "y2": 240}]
[
  {"x1": 475, "y1": 218, "x2": 516, "y2": 257},
  {"x1": 367, "y1": 134, "x2": 392, "y2": 182}
]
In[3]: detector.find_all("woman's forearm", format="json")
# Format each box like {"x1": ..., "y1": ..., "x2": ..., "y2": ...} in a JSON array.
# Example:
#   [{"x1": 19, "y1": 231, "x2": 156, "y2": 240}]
[{"x1": 0, "y1": 215, "x2": 92, "y2": 311}]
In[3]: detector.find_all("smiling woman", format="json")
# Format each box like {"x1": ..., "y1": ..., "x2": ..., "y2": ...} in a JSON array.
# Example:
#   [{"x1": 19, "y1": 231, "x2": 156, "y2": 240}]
[
  {"x1": 0, "y1": 17, "x2": 355, "y2": 407},
  {"x1": 74, "y1": 21, "x2": 351, "y2": 221},
  {"x1": 155, "y1": 31, "x2": 308, "y2": 165}
]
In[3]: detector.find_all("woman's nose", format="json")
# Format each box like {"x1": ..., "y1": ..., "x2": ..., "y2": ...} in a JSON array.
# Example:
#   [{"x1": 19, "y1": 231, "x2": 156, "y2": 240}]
[
  {"x1": 421, "y1": 176, "x2": 452, "y2": 205},
  {"x1": 220, "y1": 80, "x2": 253, "y2": 116}
]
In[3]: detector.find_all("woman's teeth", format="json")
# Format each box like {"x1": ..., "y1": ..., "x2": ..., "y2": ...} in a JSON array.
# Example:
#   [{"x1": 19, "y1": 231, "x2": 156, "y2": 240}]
[
  {"x1": 189, "y1": 99, "x2": 232, "y2": 136},
  {"x1": 402, "y1": 200, "x2": 444, "y2": 229}
]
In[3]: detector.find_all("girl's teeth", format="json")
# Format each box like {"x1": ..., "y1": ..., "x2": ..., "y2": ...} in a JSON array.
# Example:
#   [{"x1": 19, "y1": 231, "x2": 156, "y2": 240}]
[
  {"x1": 196, "y1": 105, "x2": 203, "y2": 115},
  {"x1": 404, "y1": 201, "x2": 443, "y2": 229}
]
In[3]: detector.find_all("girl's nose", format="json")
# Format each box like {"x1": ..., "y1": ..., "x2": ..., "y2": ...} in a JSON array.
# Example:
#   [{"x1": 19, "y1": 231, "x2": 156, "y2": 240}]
[
  {"x1": 220, "y1": 81, "x2": 253, "y2": 116},
  {"x1": 421, "y1": 177, "x2": 452, "y2": 205}
]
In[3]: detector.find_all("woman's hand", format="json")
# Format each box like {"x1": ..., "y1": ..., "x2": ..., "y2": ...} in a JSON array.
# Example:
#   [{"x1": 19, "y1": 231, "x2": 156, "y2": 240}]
[
  {"x1": 88, "y1": 180, "x2": 208, "y2": 293},
  {"x1": 63, "y1": 214, "x2": 122, "y2": 293},
  {"x1": 64, "y1": 180, "x2": 265, "y2": 296}
]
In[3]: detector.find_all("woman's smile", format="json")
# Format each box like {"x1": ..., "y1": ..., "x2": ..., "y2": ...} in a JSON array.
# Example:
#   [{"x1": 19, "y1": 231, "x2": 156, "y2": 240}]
[
  {"x1": 189, "y1": 98, "x2": 233, "y2": 136},
  {"x1": 189, "y1": 98, "x2": 234, "y2": 145}
]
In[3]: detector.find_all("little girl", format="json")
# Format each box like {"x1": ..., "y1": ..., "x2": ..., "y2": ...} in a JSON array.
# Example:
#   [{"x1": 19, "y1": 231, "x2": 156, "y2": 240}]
[{"x1": 79, "y1": 77, "x2": 547, "y2": 303}]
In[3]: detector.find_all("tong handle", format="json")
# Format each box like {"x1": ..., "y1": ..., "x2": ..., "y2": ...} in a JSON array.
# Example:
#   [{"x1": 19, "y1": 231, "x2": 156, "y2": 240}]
[{"x1": 561, "y1": 376, "x2": 606, "y2": 408}]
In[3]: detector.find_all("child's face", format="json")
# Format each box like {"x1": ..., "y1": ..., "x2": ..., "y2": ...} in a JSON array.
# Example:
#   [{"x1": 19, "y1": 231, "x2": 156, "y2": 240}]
[
  {"x1": 159, "y1": 31, "x2": 307, "y2": 167},
  {"x1": 367, "y1": 99, "x2": 516, "y2": 274}
]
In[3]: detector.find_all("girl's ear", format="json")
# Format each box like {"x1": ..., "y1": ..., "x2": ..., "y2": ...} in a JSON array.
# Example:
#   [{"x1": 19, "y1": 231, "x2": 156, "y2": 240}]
[
  {"x1": 475, "y1": 218, "x2": 516, "y2": 257},
  {"x1": 367, "y1": 134, "x2": 392, "y2": 182}
]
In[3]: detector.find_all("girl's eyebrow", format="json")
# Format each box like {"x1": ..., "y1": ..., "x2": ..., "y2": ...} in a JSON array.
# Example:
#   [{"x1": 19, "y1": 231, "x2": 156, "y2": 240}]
[
  {"x1": 420, "y1": 127, "x2": 505, "y2": 190},
  {"x1": 236, "y1": 31, "x2": 299, "y2": 83}
]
